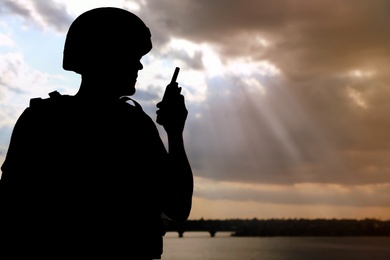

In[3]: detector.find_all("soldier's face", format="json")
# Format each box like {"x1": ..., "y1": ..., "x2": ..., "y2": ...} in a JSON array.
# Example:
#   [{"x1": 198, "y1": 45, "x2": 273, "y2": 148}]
[
  {"x1": 112, "y1": 53, "x2": 144, "y2": 96},
  {"x1": 89, "y1": 50, "x2": 144, "y2": 97}
]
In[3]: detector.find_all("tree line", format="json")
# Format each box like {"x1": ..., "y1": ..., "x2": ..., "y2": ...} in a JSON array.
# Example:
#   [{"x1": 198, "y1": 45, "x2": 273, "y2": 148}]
[{"x1": 163, "y1": 218, "x2": 390, "y2": 236}]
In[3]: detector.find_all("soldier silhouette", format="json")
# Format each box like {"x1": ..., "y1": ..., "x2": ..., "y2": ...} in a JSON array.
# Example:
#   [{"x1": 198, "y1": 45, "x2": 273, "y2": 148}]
[{"x1": 0, "y1": 7, "x2": 193, "y2": 259}]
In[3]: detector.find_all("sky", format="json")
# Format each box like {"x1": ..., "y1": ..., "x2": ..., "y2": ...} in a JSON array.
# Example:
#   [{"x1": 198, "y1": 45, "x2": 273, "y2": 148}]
[{"x1": 0, "y1": 0, "x2": 390, "y2": 220}]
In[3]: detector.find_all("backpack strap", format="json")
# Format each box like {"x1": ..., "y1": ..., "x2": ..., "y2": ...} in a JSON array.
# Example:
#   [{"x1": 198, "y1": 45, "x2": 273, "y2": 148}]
[
  {"x1": 119, "y1": 96, "x2": 143, "y2": 110},
  {"x1": 48, "y1": 90, "x2": 62, "y2": 99},
  {"x1": 29, "y1": 91, "x2": 63, "y2": 108},
  {"x1": 29, "y1": 97, "x2": 43, "y2": 107}
]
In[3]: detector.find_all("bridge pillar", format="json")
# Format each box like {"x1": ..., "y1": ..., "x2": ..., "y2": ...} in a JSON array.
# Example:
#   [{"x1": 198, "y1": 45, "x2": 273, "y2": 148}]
[
  {"x1": 178, "y1": 231, "x2": 184, "y2": 238},
  {"x1": 209, "y1": 230, "x2": 216, "y2": 237}
]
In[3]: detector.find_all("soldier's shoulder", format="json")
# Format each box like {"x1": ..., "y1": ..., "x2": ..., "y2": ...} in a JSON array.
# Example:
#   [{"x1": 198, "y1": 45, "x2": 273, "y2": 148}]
[{"x1": 29, "y1": 91, "x2": 72, "y2": 108}]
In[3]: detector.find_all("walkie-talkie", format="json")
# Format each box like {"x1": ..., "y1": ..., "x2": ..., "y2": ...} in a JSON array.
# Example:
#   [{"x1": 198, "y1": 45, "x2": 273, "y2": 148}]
[
  {"x1": 171, "y1": 67, "x2": 180, "y2": 84},
  {"x1": 161, "y1": 67, "x2": 180, "y2": 102},
  {"x1": 157, "y1": 67, "x2": 181, "y2": 125}
]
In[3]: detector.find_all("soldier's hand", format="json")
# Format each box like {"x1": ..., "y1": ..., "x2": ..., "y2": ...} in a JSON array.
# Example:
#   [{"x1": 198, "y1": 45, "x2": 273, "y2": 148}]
[{"x1": 156, "y1": 85, "x2": 188, "y2": 134}]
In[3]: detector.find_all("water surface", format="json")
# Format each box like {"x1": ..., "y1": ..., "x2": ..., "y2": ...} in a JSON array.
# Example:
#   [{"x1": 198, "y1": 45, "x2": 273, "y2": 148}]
[{"x1": 162, "y1": 232, "x2": 390, "y2": 260}]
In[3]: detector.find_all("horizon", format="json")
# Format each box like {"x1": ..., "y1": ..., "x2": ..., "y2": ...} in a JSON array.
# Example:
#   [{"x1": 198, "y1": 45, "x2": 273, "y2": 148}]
[
  {"x1": 1, "y1": 0, "x2": 390, "y2": 220},
  {"x1": 178, "y1": 217, "x2": 390, "y2": 221}
]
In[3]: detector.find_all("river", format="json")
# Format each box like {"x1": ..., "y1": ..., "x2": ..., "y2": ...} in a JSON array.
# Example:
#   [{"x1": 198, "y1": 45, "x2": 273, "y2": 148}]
[{"x1": 161, "y1": 232, "x2": 390, "y2": 260}]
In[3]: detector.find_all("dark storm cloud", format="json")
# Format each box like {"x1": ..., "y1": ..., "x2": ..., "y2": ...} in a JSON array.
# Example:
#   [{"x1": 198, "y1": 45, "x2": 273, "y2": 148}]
[
  {"x1": 131, "y1": 0, "x2": 390, "y2": 186},
  {"x1": 135, "y1": 0, "x2": 390, "y2": 78}
]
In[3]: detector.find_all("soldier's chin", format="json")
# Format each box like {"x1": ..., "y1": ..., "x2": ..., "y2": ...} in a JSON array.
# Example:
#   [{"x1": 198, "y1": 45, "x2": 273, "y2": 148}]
[{"x1": 126, "y1": 86, "x2": 136, "y2": 96}]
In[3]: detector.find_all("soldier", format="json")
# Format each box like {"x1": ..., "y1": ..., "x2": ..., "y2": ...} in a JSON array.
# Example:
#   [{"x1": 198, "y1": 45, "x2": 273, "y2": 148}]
[{"x1": 0, "y1": 7, "x2": 193, "y2": 259}]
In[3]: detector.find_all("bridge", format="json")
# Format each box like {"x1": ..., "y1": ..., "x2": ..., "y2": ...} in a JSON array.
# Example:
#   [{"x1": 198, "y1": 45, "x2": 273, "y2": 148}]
[
  {"x1": 163, "y1": 219, "x2": 237, "y2": 237},
  {"x1": 164, "y1": 218, "x2": 390, "y2": 238}
]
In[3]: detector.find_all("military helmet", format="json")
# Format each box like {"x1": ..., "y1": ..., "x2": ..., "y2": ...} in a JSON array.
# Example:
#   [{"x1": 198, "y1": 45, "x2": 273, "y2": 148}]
[{"x1": 62, "y1": 7, "x2": 152, "y2": 74}]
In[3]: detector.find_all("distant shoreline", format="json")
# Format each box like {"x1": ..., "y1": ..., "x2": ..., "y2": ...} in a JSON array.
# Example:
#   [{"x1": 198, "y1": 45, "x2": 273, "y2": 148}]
[{"x1": 164, "y1": 218, "x2": 390, "y2": 237}]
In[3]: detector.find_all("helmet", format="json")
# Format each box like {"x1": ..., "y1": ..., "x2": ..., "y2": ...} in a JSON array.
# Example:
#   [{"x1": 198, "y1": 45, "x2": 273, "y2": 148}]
[{"x1": 62, "y1": 7, "x2": 152, "y2": 74}]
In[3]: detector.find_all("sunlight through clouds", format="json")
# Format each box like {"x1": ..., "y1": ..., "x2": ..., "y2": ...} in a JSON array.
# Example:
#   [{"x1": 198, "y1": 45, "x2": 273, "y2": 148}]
[
  {"x1": 347, "y1": 87, "x2": 368, "y2": 109},
  {"x1": 349, "y1": 69, "x2": 376, "y2": 79},
  {"x1": 202, "y1": 45, "x2": 224, "y2": 77},
  {"x1": 123, "y1": 0, "x2": 142, "y2": 11},
  {"x1": 227, "y1": 59, "x2": 280, "y2": 77}
]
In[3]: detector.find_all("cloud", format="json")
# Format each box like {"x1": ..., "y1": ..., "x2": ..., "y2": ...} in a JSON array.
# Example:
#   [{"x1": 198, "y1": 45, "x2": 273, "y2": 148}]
[
  {"x1": 185, "y1": 70, "x2": 390, "y2": 185},
  {"x1": 1, "y1": 0, "x2": 73, "y2": 32},
  {"x1": 134, "y1": 0, "x2": 390, "y2": 79},
  {"x1": 31, "y1": 0, "x2": 73, "y2": 32},
  {"x1": 194, "y1": 176, "x2": 390, "y2": 208},
  {"x1": 128, "y1": 0, "x2": 390, "y2": 187},
  {"x1": 0, "y1": 33, "x2": 15, "y2": 47},
  {"x1": 0, "y1": 52, "x2": 51, "y2": 95},
  {"x1": 1, "y1": 0, "x2": 31, "y2": 18},
  {"x1": 149, "y1": 38, "x2": 205, "y2": 71}
]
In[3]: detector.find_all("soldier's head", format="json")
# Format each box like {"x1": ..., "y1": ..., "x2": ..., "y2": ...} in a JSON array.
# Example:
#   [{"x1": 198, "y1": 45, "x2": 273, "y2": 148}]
[
  {"x1": 62, "y1": 7, "x2": 152, "y2": 97},
  {"x1": 62, "y1": 7, "x2": 152, "y2": 96}
]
